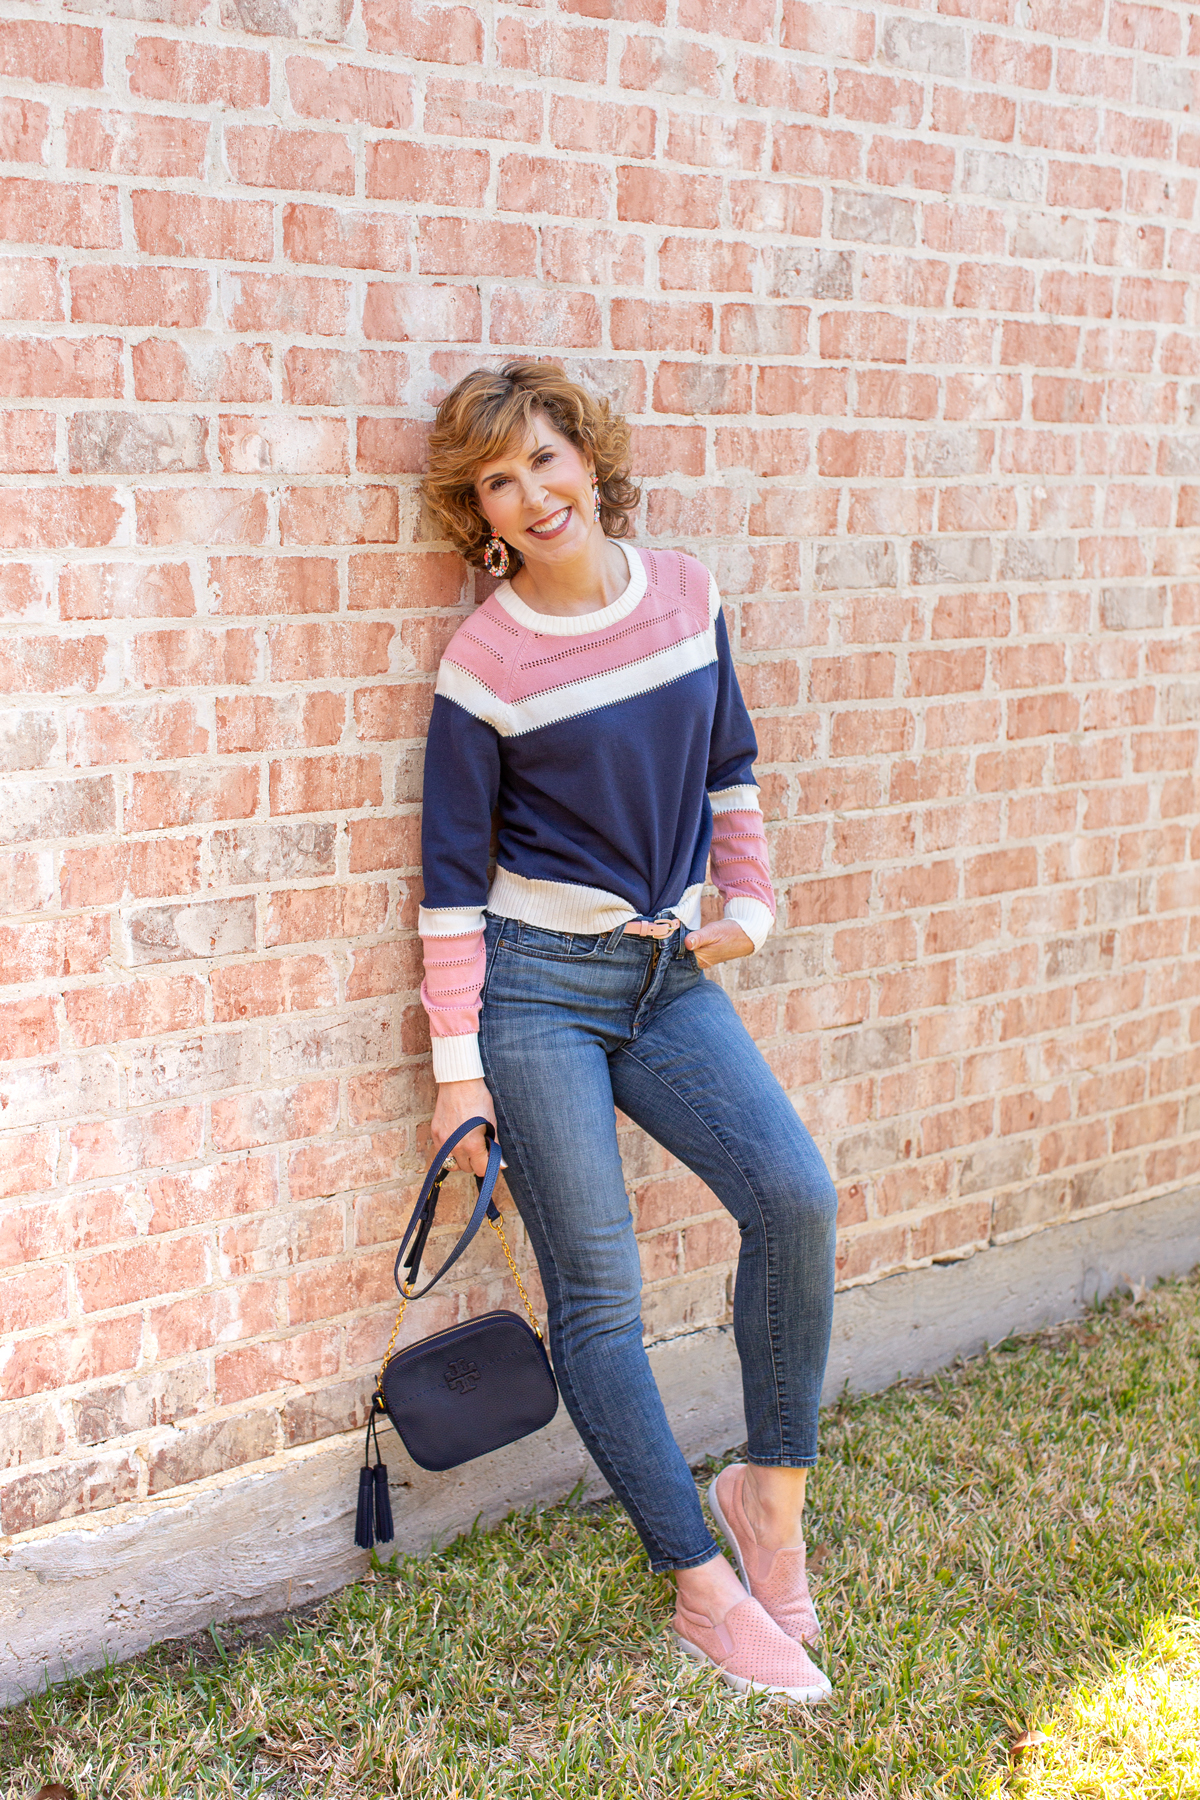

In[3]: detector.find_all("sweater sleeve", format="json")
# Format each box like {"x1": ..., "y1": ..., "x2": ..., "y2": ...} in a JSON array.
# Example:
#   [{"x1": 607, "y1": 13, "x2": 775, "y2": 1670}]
[
  {"x1": 418, "y1": 691, "x2": 501, "y2": 1084},
  {"x1": 704, "y1": 577, "x2": 776, "y2": 953}
]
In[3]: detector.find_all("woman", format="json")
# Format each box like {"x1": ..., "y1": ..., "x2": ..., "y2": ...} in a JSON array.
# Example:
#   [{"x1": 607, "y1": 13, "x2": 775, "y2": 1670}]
[{"x1": 417, "y1": 361, "x2": 839, "y2": 1702}]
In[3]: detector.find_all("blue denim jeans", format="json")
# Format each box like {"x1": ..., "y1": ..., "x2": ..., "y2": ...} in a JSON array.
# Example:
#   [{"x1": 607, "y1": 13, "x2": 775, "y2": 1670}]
[{"x1": 477, "y1": 912, "x2": 838, "y2": 1573}]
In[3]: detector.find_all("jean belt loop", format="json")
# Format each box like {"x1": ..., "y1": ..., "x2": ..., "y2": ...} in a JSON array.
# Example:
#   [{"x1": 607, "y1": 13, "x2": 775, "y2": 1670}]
[{"x1": 604, "y1": 923, "x2": 625, "y2": 955}]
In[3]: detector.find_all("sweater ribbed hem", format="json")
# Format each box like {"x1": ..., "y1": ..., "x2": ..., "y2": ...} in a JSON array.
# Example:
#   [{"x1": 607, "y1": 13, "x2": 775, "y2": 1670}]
[
  {"x1": 486, "y1": 865, "x2": 705, "y2": 936},
  {"x1": 431, "y1": 1032, "x2": 486, "y2": 1084},
  {"x1": 724, "y1": 896, "x2": 775, "y2": 952}
]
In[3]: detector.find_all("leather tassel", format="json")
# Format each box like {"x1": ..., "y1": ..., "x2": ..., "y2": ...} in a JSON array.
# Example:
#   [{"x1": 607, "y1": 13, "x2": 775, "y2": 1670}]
[
  {"x1": 373, "y1": 1461, "x2": 394, "y2": 1542},
  {"x1": 354, "y1": 1463, "x2": 376, "y2": 1549}
]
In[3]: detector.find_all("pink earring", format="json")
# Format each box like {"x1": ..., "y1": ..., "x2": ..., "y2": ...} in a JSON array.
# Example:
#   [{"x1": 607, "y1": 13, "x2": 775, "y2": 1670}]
[
  {"x1": 483, "y1": 533, "x2": 510, "y2": 577},
  {"x1": 593, "y1": 476, "x2": 601, "y2": 521}
]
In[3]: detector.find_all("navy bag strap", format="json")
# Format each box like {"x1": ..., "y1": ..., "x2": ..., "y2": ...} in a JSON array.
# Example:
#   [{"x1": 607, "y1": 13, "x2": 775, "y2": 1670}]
[{"x1": 392, "y1": 1116, "x2": 502, "y2": 1301}]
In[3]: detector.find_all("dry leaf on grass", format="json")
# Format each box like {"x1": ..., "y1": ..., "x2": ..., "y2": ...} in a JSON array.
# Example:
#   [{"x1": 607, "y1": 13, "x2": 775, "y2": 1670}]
[
  {"x1": 30, "y1": 1786, "x2": 75, "y2": 1800},
  {"x1": 1009, "y1": 1729, "x2": 1049, "y2": 1757},
  {"x1": 806, "y1": 1543, "x2": 832, "y2": 1571}
]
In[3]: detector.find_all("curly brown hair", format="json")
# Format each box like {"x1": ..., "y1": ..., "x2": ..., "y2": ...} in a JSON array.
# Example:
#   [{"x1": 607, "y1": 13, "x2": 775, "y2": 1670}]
[{"x1": 421, "y1": 360, "x2": 641, "y2": 571}]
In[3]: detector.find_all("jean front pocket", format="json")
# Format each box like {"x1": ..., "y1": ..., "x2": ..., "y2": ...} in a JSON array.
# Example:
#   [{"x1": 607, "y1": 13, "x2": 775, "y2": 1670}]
[{"x1": 497, "y1": 922, "x2": 602, "y2": 963}]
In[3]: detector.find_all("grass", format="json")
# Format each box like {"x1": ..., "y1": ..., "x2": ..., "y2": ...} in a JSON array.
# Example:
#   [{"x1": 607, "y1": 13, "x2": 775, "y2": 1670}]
[{"x1": 3, "y1": 1270, "x2": 1198, "y2": 1800}]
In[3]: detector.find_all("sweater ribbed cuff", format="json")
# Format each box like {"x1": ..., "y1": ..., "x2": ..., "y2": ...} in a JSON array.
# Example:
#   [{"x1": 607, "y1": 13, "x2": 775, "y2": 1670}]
[
  {"x1": 724, "y1": 896, "x2": 774, "y2": 953},
  {"x1": 431, "y1": 1032, "x2": 486, "y2": 1084}
]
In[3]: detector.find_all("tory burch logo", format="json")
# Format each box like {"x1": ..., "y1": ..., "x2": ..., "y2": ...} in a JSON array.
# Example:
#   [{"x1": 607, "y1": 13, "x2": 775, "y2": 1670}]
[{"x1": 444, "y1": 1358, "x2": 480, "y2": 1395}]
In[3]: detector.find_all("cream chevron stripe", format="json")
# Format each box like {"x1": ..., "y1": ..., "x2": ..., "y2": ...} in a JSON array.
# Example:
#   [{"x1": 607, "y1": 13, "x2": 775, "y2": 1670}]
[{"x1": 436, "y1": 625, "x2": 719, "y2": 738}]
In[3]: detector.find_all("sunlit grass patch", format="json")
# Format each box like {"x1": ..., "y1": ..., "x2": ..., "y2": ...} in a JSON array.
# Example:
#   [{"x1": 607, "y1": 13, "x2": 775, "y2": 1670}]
[
  {"x1": 990, "y1": 1615, "x2": 1200, "y2": 1800},
  {"x1": 3, "y1": 1270, "x2": 1199, "y2": 1800}
]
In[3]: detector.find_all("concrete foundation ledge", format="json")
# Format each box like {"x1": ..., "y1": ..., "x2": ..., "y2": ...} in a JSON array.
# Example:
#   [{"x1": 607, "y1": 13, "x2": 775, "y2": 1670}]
[{"x1": 3, "y1": 1184, "x2": 1197, "y2": 1708}]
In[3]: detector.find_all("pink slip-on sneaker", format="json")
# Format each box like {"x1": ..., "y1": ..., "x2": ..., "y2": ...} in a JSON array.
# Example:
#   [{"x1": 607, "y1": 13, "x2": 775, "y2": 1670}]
[
  {"x1": 672, "y1": 1595, "x2": 831, "y2": 1703},
  {"x1": 708, "y1": 1463, "x2": 822, "y2": 1648}
]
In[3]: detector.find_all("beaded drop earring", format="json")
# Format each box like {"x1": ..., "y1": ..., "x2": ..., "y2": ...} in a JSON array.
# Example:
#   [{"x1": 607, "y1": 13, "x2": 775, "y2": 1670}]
[
  {"x1": 483, "y1": 533, "x2": 510, "y2": 577},
  {"x1": 593, "y1": 476, "x2": 601, "y2": 521}
]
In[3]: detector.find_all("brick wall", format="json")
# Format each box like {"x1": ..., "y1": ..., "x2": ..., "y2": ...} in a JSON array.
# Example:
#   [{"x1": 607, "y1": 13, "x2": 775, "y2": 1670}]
[{"x1": 3, "y1": 0, "x2": 1200, "y2": 1539}]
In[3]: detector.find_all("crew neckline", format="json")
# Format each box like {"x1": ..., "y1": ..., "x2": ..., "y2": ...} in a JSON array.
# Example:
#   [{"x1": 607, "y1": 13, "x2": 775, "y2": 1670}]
[{"x1": 492, "y1": 541, "x2": 646, "y2": 637}]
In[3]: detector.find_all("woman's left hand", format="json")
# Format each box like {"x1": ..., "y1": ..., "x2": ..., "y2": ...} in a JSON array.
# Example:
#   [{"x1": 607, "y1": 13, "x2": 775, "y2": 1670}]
[{"x1": 684, "y1": 918, "x2": 755, "y2": 970}]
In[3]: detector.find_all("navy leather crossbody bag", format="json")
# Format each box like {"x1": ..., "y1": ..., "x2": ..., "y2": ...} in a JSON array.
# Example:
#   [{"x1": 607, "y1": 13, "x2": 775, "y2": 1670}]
[{"x1": 354, "y1": 1117, "x2": 558, "y2": 1548}]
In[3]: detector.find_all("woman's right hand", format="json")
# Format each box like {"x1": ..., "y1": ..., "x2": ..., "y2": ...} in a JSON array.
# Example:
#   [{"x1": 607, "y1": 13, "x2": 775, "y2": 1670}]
[{"x1": 431, "y1": 1077, "x2": 498, "y2": 1179}]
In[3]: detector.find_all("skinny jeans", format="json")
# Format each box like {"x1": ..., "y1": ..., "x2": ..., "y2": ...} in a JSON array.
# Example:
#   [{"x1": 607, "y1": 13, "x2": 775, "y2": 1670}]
[{"x1": 477, "y1": 911, "x2": 839, "y2": 1574}]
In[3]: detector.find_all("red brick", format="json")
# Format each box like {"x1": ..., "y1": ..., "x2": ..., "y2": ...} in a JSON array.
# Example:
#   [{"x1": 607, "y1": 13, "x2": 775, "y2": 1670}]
[
  {"x1": 349, "y1": 552, "x2": 462, "y2": 611},
  {"x1": 132, "y1": 191, "x2": 272, "y2": 262},
  {"x1": 71, "y1": 265, "x2": 209, "y2": 328},
  {"x1": 68, "y1": 109, "x2": 208, "y2": 178},
  {"x1": 730, "y1": 177, "x2": 822, "y2": 236},
  {"x1": 867, "y1": 137, "x2": 957, "y2": 192},
  {"x1": 0, "y1": 259, "x2": 64, "y2": 322},
  {"x1": 611, "y1": 299, "x2": 712, "y2": 354},
  {"x1": 757, "y1": 367, "x2": 846, "y2": 416},
  {"x1": 0, "y1": 490, "x2": 122, "y2": 551},
  {"x1": 356, "y1": 417, "x2": 430, "y2": 474},
  {"x1": 215, "y1": 691, "x2": 343, "y2": 754},
  {"x1": 68, "y1": 1105, "x2": 202, "y2": 1183},
  {"x1": 365, "y1": 141, "x2": 487, "y2": 207},
  {"x1": 149, "y1": 1282, "x2": 277, "y2": 1361},
  {"x1": 1110, "y1": 2, "x2": 1180, "y2": 51},
  {"x1": 269, "y1": 753, "x2": 382, "y2": 815},
  {"x1": 347, "y1": 939, "x2": 421, "y2": 1001},
  {"x1": 0, "y1": 996, "x2": 57, "y2": 1061},
  {"x1": 136, "y1": 488, "x2": 269, "y2": 547},
  {"x1": 211, "y1": 1079, "x2": 338, "y2": 1152},
  {"x1": 363, "y1": 281, "x2": 480, "y2": 343},
  {"x1": 416, "y1": 218, "x2": 537, "y2": 278},
  {"x1": 0, "y1": 98, "x2": 50, "y2": 164},
  {"x1": 64, "y1": 977, "x2": 204, "y2": 1049},
  {"x1": 133, "y1": 340, "x2": 272, "y2": 404},
  {"x1": 211, "y1": 957, "x2": 335, "y2": 1022},
  {"x1": 209, "y1": 556, "x2": 337, "y2": 616},
  {"x1": 490, "y1": 289, "x2": 602, "y2": 348},
  {"x1": 619, "y1": 33, "x2": 719, "y2": 96},
  {"x1": 282, "y1": 489, "x2": 399, "y2": 543},
  {"x1": 498, "y1": 155, "x2": 609, "y2": 219},
  {"x1": 0, "y1": 409, "x2": 51, "y2": 474},
  {"x1": 818, "y1": 430, "x2": 905, "y2": 478},
  {"x1": 266, "y1": 882, "x2": 388, "y2": 948},
  {"x1": 773, "y1": 124, "x2": 861, "y2": 181},
  {"x1": 0, "y1": 20, "x2": 103, "y2": 88},
  {"x1": 617, "y1": 167, "x2": 721, "y2": 229},
  {"x1": 66, "y1": 697, "x2": 208, "y2": 766},
  {"x1": 782, "y1": 3, "x2": 875, "y2": 60},
  {"x1": 59, "y1": 838, "x2": 200, "y2": 909},
  {"x1": 820, "y1": 312, "x2": 907, "y2": 363},
  {"x1": 1, "y1": 1316, "x2": 141, "y2": 1402},
  {"x1": 127, "y1": 37, "x2": 268, "y2": 106},
  {"x1": 131, "y1": 627, "x2": 257, "y2": 689},
  {"x1": 549, "y1": 95, "x2": 655, "y2": 159},
  {"x1": 126, "y1": 766, "x2": 260, "y2": 831},
  {"x1": 223, "y1": 275, "x2": 350, "y2": 337},
  {"x1": 932, "y1": 85, "x2": 1015, "y2": 141},
  {"x1": 348, "y1": 814, "x2": 421, "y2": 873},
  {"x1": 286, "y1": 55, "x2": 413, "y2": 127},
  {"x1": 226, "y1": 126, "x2": 353, "y2": 195},
  {"x1": 364, "y1": 0, "x2": 484, "y2": 62}
]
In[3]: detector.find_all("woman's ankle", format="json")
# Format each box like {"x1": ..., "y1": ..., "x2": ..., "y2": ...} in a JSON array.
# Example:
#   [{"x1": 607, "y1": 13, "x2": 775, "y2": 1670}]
[
  {"x1": 673, "y1": 1551, "x2": 745, "y2": 1625},
  {"x1": 741, "y1": 1463, "x2": 808, "y2": 1551}
]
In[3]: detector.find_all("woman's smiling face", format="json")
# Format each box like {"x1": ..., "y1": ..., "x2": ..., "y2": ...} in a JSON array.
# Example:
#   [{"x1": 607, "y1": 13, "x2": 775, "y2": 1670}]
[{"x1": 474, "y1": 413, "x2": 597, "y2": 568}]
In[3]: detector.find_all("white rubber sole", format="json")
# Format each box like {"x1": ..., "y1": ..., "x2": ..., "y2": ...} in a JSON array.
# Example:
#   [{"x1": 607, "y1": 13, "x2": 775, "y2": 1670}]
[
  {"x1": 706, "y1": 1472, "x2": 822, "y2": 1648},
  {"x1": 673, "y1": 1631, "x2": 832, "y2": 1704}
]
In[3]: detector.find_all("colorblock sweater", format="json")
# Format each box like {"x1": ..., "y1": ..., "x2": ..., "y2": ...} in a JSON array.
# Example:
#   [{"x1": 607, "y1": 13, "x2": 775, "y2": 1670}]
[{"x1": 418, "y1": 543, "x2": 776, "y2": 1083}]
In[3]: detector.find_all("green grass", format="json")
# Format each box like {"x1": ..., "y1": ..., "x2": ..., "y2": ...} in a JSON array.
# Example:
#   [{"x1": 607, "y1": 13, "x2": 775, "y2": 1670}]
[{"x1": 4, "y1": 1271, "x2": 1199, "y2": 1800}]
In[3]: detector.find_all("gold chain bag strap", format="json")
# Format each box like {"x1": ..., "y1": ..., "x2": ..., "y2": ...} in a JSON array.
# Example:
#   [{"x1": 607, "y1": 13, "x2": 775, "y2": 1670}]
[{"x1": 353, "y1": 1117, "x2": 558, "y2": 1549}]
